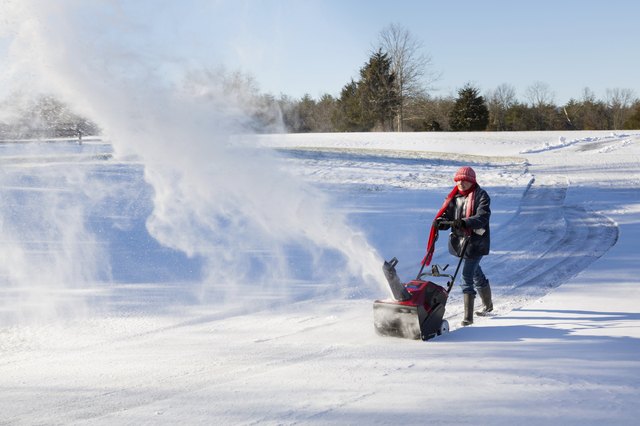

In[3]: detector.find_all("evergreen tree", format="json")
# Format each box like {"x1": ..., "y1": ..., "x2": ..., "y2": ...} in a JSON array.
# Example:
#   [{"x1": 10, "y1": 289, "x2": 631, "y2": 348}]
[
  {"x1": 358, "y1": 49, "x2": 400, "y2": 131},
  {"x1": 314, "y1": 94, "x2": 338, "y2": 132},
  {"x1": 294, "y1": 94, "x2": 316, "y2": 132},
  {"x1": 504, "y1": 102, "x2": 536, "y2": 131},
  {"x1": 449, "y1": 84, "x2": 489, "y2": 131},
  {"x1": 334, "y1": 79, "x2": 372, "y2": 132},
  {"x1": 624, "y1": 101, "x2": 640, "y2": 130}
]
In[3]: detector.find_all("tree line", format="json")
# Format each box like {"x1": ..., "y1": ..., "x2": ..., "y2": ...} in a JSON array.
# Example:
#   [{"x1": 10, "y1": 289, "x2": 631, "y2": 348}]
[
  {"x1": 1, "y1": 23, "x2": 638, "y2": 137},
  {"x1": 277, "y1": 60, "x2": 639, "y2": 132},
  {"x1": 4, "y1": 80, "x2": 637, "y2": 140},
  {"x1": 276, "y1": 24, "x2": 639, "y2": 133}
]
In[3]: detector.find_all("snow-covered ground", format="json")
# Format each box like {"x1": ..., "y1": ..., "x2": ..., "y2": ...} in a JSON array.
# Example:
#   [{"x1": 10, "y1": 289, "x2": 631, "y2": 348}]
[{"x1": 1, "y1": 130, "x2": 639, "y2": 425}]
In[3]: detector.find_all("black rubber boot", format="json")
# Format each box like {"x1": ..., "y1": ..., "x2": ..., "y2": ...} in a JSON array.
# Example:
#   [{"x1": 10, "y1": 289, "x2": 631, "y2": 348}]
[
  {"x1": 476, "y1": 284, "x2": 493, "y2": 316},
  {"x1": 461, "y1": 294, "x2": 474, "y2": 326}
]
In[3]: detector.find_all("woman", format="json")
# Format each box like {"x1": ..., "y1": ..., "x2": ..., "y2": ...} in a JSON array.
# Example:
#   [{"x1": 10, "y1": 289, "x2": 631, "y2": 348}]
[{"x1": 434, "y1": 166, "x2": 493, "y2": 326}]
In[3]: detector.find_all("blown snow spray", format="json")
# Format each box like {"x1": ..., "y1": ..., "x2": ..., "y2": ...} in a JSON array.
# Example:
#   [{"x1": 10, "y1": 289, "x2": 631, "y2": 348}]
[{"x1": 0, "y1": 1, "x2": 385, "y2": 322}]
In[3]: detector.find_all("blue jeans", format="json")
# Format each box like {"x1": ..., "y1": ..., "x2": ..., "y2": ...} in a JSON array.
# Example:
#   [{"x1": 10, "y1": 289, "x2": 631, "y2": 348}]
[{"x1": 460, "y1": 256, "x2": 489, "y2": 295}]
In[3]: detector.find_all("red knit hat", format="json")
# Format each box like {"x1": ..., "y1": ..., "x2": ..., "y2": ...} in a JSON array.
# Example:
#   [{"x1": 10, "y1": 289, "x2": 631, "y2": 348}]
[{"x1": 454, "y1": 166, "x2": 476, "y2": 184}]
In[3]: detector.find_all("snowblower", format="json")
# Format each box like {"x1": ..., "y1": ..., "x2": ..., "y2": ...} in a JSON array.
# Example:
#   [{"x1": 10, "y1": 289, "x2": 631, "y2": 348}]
[{"x1": 373, "y1": 221, "x2": 469, "y2": 341}]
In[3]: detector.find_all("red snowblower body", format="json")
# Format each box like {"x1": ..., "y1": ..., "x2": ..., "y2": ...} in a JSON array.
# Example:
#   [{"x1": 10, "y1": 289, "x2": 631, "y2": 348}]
[{"x1": 373, "y1": 222, "x2": 469, "y2": 341}]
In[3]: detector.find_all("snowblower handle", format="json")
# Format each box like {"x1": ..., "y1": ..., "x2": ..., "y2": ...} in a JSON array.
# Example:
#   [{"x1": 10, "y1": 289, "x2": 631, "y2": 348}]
[{"x1": 416, "y1": 220, "x2": 454, "y2": 279}]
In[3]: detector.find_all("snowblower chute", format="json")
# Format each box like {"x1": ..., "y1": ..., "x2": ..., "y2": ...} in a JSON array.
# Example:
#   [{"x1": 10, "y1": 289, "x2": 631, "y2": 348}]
[{"x1": 373, "y1": 222, "x2": 469, "y2": 341}]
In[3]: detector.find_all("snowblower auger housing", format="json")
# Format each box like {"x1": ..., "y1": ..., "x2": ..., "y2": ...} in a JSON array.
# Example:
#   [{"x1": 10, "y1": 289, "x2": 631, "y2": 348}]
[
  {"x1": 374, "y1": 259, "x2": 450, "y2": 340},
  {"x1": 374, "y1": 228, "x2": 469, "y2": 341}
]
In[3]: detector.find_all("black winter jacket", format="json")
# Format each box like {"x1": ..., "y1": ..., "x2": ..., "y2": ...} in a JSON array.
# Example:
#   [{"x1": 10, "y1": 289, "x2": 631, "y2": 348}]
[{"x1": 443, "y1": 185, "x2": 491, "y2": 259}]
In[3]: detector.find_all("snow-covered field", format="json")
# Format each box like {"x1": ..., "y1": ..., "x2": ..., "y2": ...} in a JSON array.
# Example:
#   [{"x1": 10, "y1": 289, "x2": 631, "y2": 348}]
[{"x1": 1, "y1": 130, "x2": 639, "y2": 425}]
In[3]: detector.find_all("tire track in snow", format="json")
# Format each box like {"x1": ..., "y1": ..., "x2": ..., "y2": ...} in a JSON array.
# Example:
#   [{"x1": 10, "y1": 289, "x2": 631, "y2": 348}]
[
  {"x1": 508, "y1": 206, "x2": 618, "y2": 290},
  {"x1": 487, "y1": 176, "x2": 619, "y2": 304}
]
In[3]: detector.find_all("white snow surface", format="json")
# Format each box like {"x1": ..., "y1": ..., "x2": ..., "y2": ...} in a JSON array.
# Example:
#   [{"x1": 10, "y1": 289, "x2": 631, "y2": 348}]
[{"x1": 1, "y1": 130, "x2": 640, "y2": 425}]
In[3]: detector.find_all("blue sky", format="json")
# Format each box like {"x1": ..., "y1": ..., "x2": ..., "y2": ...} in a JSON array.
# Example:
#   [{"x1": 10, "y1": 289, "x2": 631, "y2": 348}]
[
  {"x1": 2, "y1": 0, "x2": 638, "y2": 105},
  {"x1": 197, "y1": 0, "x2": 639, "y2": 104}
]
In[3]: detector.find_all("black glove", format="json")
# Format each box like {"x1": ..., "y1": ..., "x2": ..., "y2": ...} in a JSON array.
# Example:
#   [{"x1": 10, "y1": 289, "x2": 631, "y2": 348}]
[
  {"x1": 453, "y1": 219, "x2": 466, "y2": 230},
  {"x1": 435, "y1": 217, "x2": 449, "y2": 230}
]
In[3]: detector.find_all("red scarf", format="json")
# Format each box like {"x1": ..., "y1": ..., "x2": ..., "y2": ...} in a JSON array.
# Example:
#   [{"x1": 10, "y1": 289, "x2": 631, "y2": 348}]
[{"x1": 421, "y1": 184, "x2": 476, "y2": 267}]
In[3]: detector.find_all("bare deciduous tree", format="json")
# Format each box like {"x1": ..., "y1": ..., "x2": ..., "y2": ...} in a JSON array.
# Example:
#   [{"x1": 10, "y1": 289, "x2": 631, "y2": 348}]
[
  {"x1": 377, "y1": 23, "x2": 439, "y2": 131},
  {"x1": 487, "y1": 83, "x2": 516, "y2": 130},
  {"x1": 606, "y1": 87, "x2": 636, "y2": 129},
  {"x1": 525, "y1": 81, "x2": 555, "y2": 107},
  {"x1": 525, "y1": 81, "x2": 556, "y2": 130}
]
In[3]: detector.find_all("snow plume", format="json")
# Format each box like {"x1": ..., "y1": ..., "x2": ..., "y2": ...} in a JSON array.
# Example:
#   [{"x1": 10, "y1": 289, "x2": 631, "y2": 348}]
[
  {"x1": 0, "y1": 1, "x2": 384, "y2": 317},
  {"x1": 0, "y1": 153, "x2": 110, "y2": 324}
]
